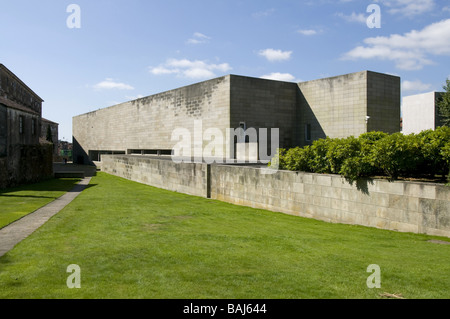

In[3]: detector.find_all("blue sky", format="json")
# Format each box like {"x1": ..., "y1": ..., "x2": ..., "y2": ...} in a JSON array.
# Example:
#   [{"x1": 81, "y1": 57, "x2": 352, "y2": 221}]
[{"x1": 1, "y1": 0, "x2": 449, "y2": 141}]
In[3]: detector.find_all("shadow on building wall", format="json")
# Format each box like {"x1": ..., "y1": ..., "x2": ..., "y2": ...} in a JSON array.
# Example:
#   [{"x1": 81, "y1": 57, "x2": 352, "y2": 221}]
[
  {"x1": 296, "y1": 90, "x2": 326, "y2": 147},
  {"x1": 72, "y1": 136, "x2": 91, "y2": 166}
]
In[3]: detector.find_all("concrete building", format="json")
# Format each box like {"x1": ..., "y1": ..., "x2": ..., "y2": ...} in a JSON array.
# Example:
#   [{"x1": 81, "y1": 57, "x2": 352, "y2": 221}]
[
  {"x1": 402, "y1": 91, "x2": 444, "y2": 135},
  {"x1": 0, "y1": 64, "x2": 53, "y2": 188},
  {"x1": 73, "y1": 70, "x2": 401, "y2": 165}
]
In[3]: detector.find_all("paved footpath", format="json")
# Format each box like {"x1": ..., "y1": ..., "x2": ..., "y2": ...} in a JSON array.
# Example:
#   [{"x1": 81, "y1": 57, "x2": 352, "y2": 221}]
[{"x1": 0, "y1": 177, "x2": 92, "y2": 258}]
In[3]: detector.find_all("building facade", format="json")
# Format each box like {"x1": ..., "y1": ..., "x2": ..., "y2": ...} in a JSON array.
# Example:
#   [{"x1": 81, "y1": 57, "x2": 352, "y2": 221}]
[
  {"x1": 402, "y1": 91, "x2": 444, "y2": 135},
  {"x1": 0, "y1": 64, "x2": 53, "y2": 188},
  {"x1": 41, "y1": 117, "x2": 59, "y2": 156},
  {"x1": 73, "y1": 70, "x2": 401, "y2": 165}
]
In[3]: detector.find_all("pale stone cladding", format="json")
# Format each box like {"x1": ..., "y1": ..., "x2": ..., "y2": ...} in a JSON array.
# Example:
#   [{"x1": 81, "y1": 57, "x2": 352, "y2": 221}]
[
  {"x1": 73, "y1": 75, "x2": 298, "y2": 164},
  {"x1": 402, "y1": 91, "x2": 444, "y2": 135},
  {"x1": 229, "y1": 76, "x2": 298, "y2": 154},
  {"x1": 73, "y1": 71, "x2": 401, "y2": 164},
  {"x1": 297, "y1": 71, "x2": 400, "y2": 144},
  {"x1": 73, "y1": 75, "x2": 231, "y2": 164}
]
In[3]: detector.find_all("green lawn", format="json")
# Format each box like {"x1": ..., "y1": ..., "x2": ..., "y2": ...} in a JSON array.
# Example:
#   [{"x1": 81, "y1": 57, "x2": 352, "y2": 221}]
[
  {"x1": 0, "y1": 178, "x2": 81, "y2": 229},
  {"x1": 0, "y1": 172, "x2": 449, "y2": 299}
]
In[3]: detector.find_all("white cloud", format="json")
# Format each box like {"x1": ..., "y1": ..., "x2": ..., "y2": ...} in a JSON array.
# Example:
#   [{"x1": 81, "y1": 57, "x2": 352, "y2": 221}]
[
  {"x1": 93, "y1": 78, "x2": 134, "y2": 90},
  {"x1": 342, "y1": 19, "x2": 450, "y2": 70},
  {"x1": 187, "y1": 32, "x2": 211, "y2": 45},
  {"x1": 149, "y1": 58, "x2": 232, "y2": 80},
  {"x1": 252, "y1": 8, "x2": 275, "y2": 18},
  {"x1": 260, "y1": 72, "x2": 296, "y2": 82},
  {"x1": 297, "y1": 29, "x2": 318, "y2": 36},
  {"x1": 402, "y1": 80, "x2": 432, "y2": 92},
  {"x1": 258, "y1": 49, "x2": 293, "y2": 62},
  {"x1": 126, "y1": 94, "x2": 145, "y2": 100},
  {"x1": 336, "y1": 12, "x2": 367, "y2": 23},
  {"x1": 378, "y1": 0, "x2": 435, "y2": 17}
]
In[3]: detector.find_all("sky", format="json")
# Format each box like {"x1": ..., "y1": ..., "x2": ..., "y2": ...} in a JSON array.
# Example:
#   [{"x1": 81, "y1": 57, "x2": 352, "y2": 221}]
[{"x1": 1, "y1": 0, "x2": 449, "y2": 142}]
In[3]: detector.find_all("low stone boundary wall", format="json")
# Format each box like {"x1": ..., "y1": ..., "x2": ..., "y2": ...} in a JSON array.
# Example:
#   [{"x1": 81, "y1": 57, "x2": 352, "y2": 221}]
[
  {"x1": 210, "y1": 165, "x2": 450, "y2": 238},
  {"x1": 100, "y1": 155, "x2": 450, "y2": 238},
  {"x1": 101, "y1": 155, "x2": 208, "y2": 198}
]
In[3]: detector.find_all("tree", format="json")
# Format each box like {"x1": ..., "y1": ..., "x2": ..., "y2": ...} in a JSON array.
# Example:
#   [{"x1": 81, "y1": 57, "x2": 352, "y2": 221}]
[{"x1": 437, "y1": 78, "x2": 450, "y2": 127}]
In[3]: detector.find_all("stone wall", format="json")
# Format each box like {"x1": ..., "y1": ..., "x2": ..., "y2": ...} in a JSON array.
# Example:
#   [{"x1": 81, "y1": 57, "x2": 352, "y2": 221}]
[
  {"x1": 211, "y1": 165, "x2": 450, "y2": 238},
  {"x1": 73, "y1": 76, "x2": 231, "y2": 165},
  {"x1": 99, "y1": 155, "x2": 450, "y2": 238},
  {"x1": 297, "y1": 71, "x2": 368, "y2": 142},
  {"x1": 101, "y1": 155, "x2": 208, "y2": 198},
  {"x1": 366, "y1": 71, "x2": 401, "y2": 134},
  {"x1": 0, "y1": 143, "x2": 53, "y2": 189},
  {"x1": 296, "y1": 71, "x2": 400, "y2": 144},
  {"x1": 229, "y1": 76, "x2": 298, "y2": 150},
  {"x1": 73, "y1": 71, "x2": 402, "y2": 165}
]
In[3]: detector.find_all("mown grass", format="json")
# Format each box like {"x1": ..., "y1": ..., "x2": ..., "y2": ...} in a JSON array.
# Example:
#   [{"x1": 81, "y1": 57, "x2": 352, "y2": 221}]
[
  {"x1": 0, "y1": 172, "x2": 449, "y2": 299},
  {"x1": 0, "y1": 178, "x2": 81, "y2": 229}
]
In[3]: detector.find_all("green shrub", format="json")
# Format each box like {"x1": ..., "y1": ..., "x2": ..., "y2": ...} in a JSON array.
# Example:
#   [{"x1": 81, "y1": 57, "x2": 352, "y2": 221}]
[
  {"x1": 308, "y1": 138, "x2": 332, "y2": 174},
  {"x1": 268, "y1": 148, "x2": 286, "y2": 170},
  {"x1": 359, "y1": 131, "x2": 389, "y2": 142},
  {"x1": 441, "y1": 141, "x2": 450, "y2": 184},
  {"x1": 269, "y1": 129, "x2": 449, "y2": 182},
  {"x1": 326, "y1": 136, "x2": 361, "y2": 175},
  {"x1": 417, "y1": 127, "x2": 450, "y2": 178},
  {"x1": 283, "y1": 146, "x2": 312, "y2": 172},
  {"x1": 368, "y1": 133, "x2": 422, "y2": 179}
]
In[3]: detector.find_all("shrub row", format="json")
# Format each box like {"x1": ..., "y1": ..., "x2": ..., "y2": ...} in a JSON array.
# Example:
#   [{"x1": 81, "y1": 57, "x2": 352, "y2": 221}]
[{"x1": 270, "y1": 127, "x2": 450, "y2": 182}]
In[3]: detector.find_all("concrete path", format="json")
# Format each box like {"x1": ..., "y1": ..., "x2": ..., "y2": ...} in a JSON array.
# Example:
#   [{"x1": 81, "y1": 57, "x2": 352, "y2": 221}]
[{"x1": 0, "y1": 177, "x2": 92, "y2": 258}]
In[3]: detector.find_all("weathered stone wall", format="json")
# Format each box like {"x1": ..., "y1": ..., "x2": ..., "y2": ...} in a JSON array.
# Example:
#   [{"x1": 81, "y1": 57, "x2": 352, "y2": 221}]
[
  {"x1": 73, "y1": 76, "x2": 231, "y2": 165},
  {"x1": 99, "y1": 155, "x2": 450, "y2": 238},
  {"x1": 0, "y1": 143, "x2": 53, "y2": 189},
  {"x1": 73, "y1": 71, "x2": 402, "y2": 164},
  {"x1": 366, "y1": 71, "x2": 401, "y2": 134},
  {"x1": 296, "y1": 71, "x2": 400, "y2": 144},
  {"x1": 211, "y1": 165, "x2": 450, "y2": 238},
  {"x1": 101, "y1": 155, "x2": 208, "y2": 198},
  {"x1": 0, "y1": 64, "x2": 43, "y2": 116},
  {"x1": 230, "y1": 76, "x2": 298, "y2": 150},
  {"x1": 0, "y1": 104, "x2": 6, "y2": 157},
  {"x1": 297, "y1": 71, "x2": 368, "y2": 143}
]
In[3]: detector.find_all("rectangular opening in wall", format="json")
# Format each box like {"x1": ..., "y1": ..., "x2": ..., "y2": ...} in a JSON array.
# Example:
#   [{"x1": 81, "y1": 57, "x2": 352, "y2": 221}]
[
  {"x1": 31, "y1": 119, "x2": 36, "y2": 135},
  {"x1": 89, "y1": 150, "x2": 126, "y2": 161},
  {"x1": 128, "y1": 149, "x2": 174, "y2": 156},
  {"x1": 305, "y1": 124, "x2": 311, "y2": 142},
  {"x1": 19, "y1": 116, "x2": 24, "y2": 134}
]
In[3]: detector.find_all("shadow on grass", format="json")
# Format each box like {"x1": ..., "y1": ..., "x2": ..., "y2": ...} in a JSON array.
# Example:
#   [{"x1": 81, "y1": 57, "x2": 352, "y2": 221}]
[
  {"x1": 0, "y1": 194, "x2": 56, "y2": 199},
  {"x1": 68, "y1": 183, "x2": 98, "y2": 192},
  {"x1": 0, "y1": 178, "x2": 82, "y2": 195},
  {"x1": 0, "y1": 183, "x2": 98, "y2": 198}
]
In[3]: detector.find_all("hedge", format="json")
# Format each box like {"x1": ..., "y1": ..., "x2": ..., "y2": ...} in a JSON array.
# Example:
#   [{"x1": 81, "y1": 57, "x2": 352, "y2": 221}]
[{"x1": 269, "y1": 127, "x2": 450, "y2": 183}]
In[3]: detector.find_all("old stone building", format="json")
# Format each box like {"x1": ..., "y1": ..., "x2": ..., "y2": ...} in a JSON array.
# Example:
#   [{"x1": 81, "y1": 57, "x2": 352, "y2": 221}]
[
  {"x1": 73, "y1": 70, "x2": 401, "y2": 165},
  {"x1": 0, "y1": 64, "x2": 53, "y2": 188},
  {"x1": 41, "y1": 117, "x2": 59, "y2": 156}
]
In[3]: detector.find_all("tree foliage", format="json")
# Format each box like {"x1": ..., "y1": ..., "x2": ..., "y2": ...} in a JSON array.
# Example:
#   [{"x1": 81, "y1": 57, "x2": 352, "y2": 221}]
[{"x1": 437, "y1": 78, "x2": 450, "y2": 127}]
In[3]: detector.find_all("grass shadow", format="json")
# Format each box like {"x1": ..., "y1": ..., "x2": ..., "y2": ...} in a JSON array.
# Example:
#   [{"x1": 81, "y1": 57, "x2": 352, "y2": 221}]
[
  {"x1": 0, "y1": 194, "x2": 56, "y2": 199},
  {"x1": 0, "y1": 178, "x2": 82, "y2": 195},
  {"x1": 68, "y1": 183, "x2": 98, "y2": 193}
]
